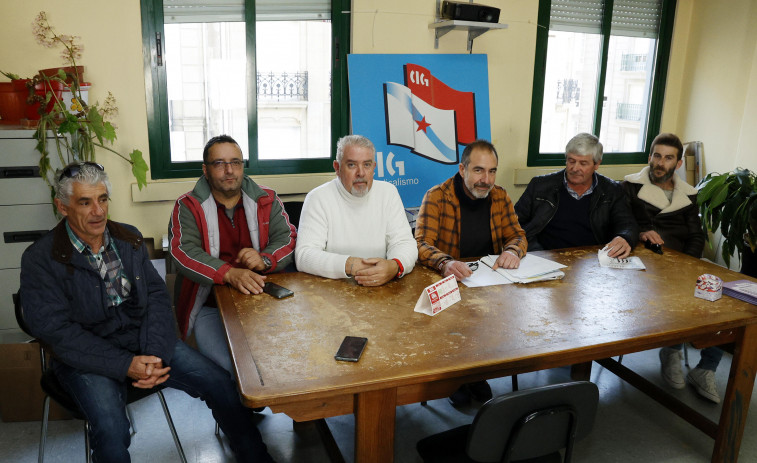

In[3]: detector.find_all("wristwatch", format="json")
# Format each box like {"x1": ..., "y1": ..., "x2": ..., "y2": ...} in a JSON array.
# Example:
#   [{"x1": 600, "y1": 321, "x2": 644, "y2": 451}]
[{"x1": 261, "y1": 256, "x2": 272, "y2": 272}]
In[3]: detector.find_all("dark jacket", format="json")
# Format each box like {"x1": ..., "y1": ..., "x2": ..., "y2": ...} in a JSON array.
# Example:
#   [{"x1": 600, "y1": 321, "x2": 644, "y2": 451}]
[
  {"x1": 622, "y1": 166, "x2": 705, "y2": 257},
  {"x1": 20, "y1": 220, "x2": 177, "y2": 381},
  {"x1": 514, "y1": 169, "x2": 638, "y2": 251}
]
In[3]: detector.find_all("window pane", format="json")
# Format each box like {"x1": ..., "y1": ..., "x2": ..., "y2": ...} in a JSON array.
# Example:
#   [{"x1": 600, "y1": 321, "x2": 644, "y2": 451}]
[
  {"x1": 539, "y1": 30, "x2": 601, "y2": 153},
  {"x1": 256, "y1": 20, "x2": 331, "y2": 160},
  {"x1": 165, "y1": 22, "x2": 249, "y2": 162},
  {"x1": 598, "y1": 35, "x2": 657, "y2": 153}
]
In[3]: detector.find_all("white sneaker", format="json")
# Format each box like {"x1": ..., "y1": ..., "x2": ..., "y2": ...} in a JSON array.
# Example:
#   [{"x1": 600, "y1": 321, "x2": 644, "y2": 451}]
[
  {"x1": 659, "y1": 347, "x2": 685, "y2": 389},
  {"x1": 687, "y1": 368, "x2": 721, "y2": 404}
]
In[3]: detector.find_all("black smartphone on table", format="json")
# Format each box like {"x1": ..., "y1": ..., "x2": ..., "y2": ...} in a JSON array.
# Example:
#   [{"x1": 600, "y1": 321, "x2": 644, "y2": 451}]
[
  {"x1": 335, "y1": 336, "x2": 368, "y2": 362},
  {"x1": 263, "y1": 282, "x2": 294, "y2": 299}
]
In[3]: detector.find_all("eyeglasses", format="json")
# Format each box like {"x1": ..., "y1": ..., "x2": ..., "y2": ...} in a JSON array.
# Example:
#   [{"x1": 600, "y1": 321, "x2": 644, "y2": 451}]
[
  {"x1": 58, "y1": 162, "x2": 104, "y2": 181},
  {"x1": 467, "y1": 262, "x2": 479, "y2": 271},
  {"x1": 206, "y1": 160, "x2": 244, "y2": 170}
]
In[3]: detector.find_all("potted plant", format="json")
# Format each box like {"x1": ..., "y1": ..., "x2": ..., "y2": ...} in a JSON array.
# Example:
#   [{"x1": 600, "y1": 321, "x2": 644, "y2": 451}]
[
  {"x1": 697, "y1": 168, "x2": 757, "y2": 274},
  {"x1": 0, "y1": 71, "x2": 33, "y2": 124},
  {"x1": 31, "y1": 11, "x2": 148, "y2": 193}
]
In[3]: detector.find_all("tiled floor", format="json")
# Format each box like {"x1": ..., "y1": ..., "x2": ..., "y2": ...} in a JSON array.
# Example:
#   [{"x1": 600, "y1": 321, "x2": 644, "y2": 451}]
[{"x1": 2, "y1": 347, "x2": 756, "y2": 462}]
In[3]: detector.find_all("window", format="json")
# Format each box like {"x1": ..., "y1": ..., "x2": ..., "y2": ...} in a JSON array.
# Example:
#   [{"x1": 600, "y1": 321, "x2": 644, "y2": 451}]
[
  {"x1": 527, "y1": 0, "x2": 676, "y2": 166},
  {"x1": 140, "y1": 0, "x2": 350, "y2": 178}
]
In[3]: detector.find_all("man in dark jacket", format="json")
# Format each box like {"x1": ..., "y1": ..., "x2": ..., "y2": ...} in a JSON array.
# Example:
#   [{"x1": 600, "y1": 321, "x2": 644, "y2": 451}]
[
  {"x1": 622, "y1": 133, "x2": 721, "y2": 403},
  {"x1": 514, "y1": 132, "x2": 638, "y2": 258},
  {"x1": 20, "y1": 162, "x2": 274, "y2": 463}
]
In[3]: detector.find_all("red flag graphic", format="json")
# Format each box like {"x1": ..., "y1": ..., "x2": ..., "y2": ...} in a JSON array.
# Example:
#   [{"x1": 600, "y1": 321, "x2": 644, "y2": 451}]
[{"x1": 404, "y1": 63, "x2": 477, "y2": 144}]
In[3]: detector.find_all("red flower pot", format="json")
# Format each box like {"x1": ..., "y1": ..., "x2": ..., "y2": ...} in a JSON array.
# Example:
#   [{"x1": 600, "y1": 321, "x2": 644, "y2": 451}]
[{"x1": 26, "y1": 80, "x2": 65, "y2": 120}]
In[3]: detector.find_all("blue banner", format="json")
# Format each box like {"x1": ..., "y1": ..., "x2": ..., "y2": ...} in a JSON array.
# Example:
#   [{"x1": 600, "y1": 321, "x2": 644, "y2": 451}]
[{"x1": 348, "y1": 54, "x2": 491, "y2": 209}]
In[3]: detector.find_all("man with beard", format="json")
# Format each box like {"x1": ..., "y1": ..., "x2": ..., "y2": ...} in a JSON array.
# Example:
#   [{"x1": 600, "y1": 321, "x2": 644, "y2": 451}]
[
  {"x1": 515, "y1": 132, "x2": 637, "y2": 258},
  {"x1": 169, "y1": 134, "x2": 296, "y2": 374},
  {"x1": 622, "y1": 133, "x2": 719, "y2": 403},
  {"x1": 415, "y1": 139, "x2": 527, "y2": 406},
  {"x1": 295, "y1": 134, "x2": 417, "y2": 285}
]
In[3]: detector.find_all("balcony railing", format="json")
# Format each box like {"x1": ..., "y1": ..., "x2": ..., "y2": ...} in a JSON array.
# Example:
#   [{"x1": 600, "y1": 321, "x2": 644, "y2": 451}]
[
  {"x1": 556, "y1": 79, "x2": 580, "y2": 105},
  {"x1": 616, "y1": 103, "x2": 642, "y2": 121},
  {"x1": 257, "y1": 71, "x2": 308, "y2": 101},
  {"x1": 621, "y1": 54, "x2": 647, "y2": 72}
]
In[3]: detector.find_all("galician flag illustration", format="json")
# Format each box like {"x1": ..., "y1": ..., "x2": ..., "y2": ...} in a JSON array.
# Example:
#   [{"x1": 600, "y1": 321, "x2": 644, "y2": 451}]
[{"x1": 384, "y1": 63, "x2": 477, "y2": 164}]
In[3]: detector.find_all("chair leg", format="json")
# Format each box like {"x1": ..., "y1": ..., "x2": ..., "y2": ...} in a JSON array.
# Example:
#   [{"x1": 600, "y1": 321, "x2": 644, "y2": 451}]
[
  {"x1": 215, "y1": 421, "x2": 220, "y2": 436},
  {"x1": 126, "y1": 404, "x2": 137, "y2": 436},
  {"x1": 84, "y1": 421, "x2": 92, "y2": 463},
  {"x1": 39, "y1": 395, "x2": 50, "y2": 463},
  {"x1": 511, "y1": 374, "x2": 519, "y2": 392},
  {"x1": 156, "y1": 390, "x2": 188, "y2": 463},
  {"x1": 683, "y1": 343, "x2": 690, "y2": 368}
]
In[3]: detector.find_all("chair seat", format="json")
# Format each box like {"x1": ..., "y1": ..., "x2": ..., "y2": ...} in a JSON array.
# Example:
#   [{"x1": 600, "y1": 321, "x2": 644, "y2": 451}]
[{"x1": 416, "y1": 424, "x2": 562, "y2": 463}]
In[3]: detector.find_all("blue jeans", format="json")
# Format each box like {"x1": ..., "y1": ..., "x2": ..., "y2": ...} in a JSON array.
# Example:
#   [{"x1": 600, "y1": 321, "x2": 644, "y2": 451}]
[
  {"x1": 53, "y1": 340, "x2": 274, "y2": 463},
  {"x1": 668, "y1": 344, "x2": 723, "y2": 372},
  {"x1": 194, "y1": 305, "x2": 234, "y2": 376}
]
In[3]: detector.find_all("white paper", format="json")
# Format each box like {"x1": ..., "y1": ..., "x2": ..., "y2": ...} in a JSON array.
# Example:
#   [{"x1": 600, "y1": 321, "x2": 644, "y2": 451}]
[
  {"x1": 597, "y1": 247, "x2": 646, "y2": 270},
  {"x1": 479, "y1": 254, "x2": 567, "y2": 284},
  {"x1": 414, "y1": 274, "x2": 461, "y2": 316},
  {"x1": 461, "y1": 262, "x2": 515, "y2": 287}
]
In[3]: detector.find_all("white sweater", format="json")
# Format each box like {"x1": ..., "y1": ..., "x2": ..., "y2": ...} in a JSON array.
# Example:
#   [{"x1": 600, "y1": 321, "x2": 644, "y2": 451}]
[{"x1": 295, "y1": 178, "x2": 418, "y2": 279}]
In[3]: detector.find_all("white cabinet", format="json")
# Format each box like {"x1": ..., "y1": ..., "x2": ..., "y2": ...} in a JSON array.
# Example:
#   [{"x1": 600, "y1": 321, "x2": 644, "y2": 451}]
[{"x1": 0, "y1": 127, "x2": 63, "y2": 335}]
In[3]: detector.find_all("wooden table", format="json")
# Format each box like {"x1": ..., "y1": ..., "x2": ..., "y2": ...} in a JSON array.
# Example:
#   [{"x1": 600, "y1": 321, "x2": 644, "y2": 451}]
[{"x1": 216, "y1": 247, "x2": 757, "y2": 463}]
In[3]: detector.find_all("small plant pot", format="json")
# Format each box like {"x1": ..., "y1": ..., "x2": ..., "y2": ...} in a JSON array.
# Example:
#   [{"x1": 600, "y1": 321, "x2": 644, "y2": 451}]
[
  {"x1": 26, "y1": 80, "x2": 65, "y2": 120},
  {"x1": 60, "y1": 82, "x2": 91, "y2": 113},
  {"x1": 0, "y1": 79, "x2": 32, "y2": 124}
]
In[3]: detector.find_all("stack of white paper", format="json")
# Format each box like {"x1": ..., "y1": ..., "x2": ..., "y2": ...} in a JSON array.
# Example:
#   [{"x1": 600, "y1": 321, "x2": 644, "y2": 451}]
[{"x1": 480, "y1": 254, "x2": 566, "y2": 284}]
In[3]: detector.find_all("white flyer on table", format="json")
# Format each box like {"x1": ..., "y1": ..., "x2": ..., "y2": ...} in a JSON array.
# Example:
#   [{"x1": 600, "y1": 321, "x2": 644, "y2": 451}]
[
  {"x1": 414, "y1": 274, "x2": 461, "y2": 316},
  {"x1": 597, "y1": 247, "x2": 646, "y2": 270}
]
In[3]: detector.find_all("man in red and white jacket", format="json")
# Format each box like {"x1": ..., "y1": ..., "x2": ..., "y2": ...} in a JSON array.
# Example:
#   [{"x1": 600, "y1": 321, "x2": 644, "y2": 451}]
[{"x1": 169, "y1": 134, "x2": 296, "y2": 375}]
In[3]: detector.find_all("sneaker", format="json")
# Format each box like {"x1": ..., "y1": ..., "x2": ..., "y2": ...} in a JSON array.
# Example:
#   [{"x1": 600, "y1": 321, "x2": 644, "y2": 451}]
[
  {"x1": 468, "y1": 380, "x2": 493, "y2": 402},
  {"x1": 448, "y1": 384, "x2": 472, "y2": 407},
  {"x1": 687, "y1": 368, "x2": 721, "y2": 403},
  {"x1": 659, "y1": 347, "x2": 685, "y2": 389}
]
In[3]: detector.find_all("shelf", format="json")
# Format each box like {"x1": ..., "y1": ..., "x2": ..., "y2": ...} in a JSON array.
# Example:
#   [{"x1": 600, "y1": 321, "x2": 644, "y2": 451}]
[{"x1": 429, "y1": 20, "x2": 507, "y2": 51}]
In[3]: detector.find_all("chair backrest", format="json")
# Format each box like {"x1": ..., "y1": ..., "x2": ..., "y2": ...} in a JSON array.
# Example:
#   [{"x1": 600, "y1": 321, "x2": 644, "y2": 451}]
[
  {"x1": 13, "y1": 291, "x2": 34, "y2": 337},
  {"x1": 466, "y1": 381, "x2": 599, "y2": 463}
]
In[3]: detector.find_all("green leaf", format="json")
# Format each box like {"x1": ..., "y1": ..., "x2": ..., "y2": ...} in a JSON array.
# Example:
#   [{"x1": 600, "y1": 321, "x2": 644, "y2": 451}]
[
  {"x1": 87, "y1": 107, "x2": 106, "y2": 144},
  {"x1": 697, "y1": 174, "x2": 727, "y2": 203},
  {"x1": 102, "y1": 121, "x2": 117, "y2": 144},
  {"x1": 130, "y1": 150, "x2": 149, "y2": 190},
  {"x1": 57, "y1": 113, "x2": 81, "y2": 135},
  {"x1": 709, "y1": 183, "x2": 730, "y2": 209}
]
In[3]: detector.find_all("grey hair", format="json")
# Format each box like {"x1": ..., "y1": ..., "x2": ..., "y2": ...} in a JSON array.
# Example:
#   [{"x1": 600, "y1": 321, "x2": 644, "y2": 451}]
[
  {"x1": 565, "y1": 133, "x2": 603, "y2": 164},
  {"x1": 55, "y1": 163, "x2": 112, "y2": 205},
  {"x1": 336, "y1": 135, "x2": 375, "y2": 163}
]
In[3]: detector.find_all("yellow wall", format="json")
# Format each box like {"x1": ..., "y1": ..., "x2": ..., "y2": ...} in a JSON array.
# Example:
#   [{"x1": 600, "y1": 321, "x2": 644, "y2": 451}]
[
  {"x1": 1, "y1": 0, "x2": 756, "y2": 245},
  {"x1": 675, "y1": 0, "x2": 757, "y2": 175}
]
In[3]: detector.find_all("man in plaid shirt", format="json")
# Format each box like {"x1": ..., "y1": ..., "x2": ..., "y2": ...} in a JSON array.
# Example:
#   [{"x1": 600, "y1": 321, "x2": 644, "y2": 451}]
[
  {"x1": 415, "y1": 140, "x2": 527, "y2": 280},
  {"x1": 415, "y1": 140, "x2": 527, "y2": 407}
]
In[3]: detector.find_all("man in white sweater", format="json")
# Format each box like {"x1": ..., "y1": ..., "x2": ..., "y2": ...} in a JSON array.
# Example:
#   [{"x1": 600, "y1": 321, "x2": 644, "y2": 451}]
[{"x1": 295, "y1": 135, "x2": 417, "y2": 285}]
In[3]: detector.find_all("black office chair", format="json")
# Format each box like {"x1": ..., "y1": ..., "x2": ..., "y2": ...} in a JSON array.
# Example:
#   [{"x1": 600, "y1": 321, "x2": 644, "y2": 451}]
[
  {"x1": 13, "y1": 293, "x2": 188, "y2": 463},
  {"x1": 417, "y1": 381, "x2": 599, "y2": 463}
]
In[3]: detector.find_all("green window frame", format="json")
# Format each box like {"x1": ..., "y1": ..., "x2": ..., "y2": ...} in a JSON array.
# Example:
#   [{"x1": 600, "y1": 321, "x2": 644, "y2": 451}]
[
  {"x1": 527, "y1": 0, "x2": 677, "y2": 166},
  {"x1": 140, "y1": 0, "x2": 350, "y2": 179}
]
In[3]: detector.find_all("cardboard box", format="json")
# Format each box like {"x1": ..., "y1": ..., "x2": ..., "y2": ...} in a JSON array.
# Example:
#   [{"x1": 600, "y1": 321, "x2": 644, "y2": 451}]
[{"x1": 0, "y1": 342, "x2": 71, "y2": 422}]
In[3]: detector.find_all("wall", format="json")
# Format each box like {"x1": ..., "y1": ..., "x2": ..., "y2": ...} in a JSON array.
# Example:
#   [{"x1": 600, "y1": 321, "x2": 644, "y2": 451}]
[
  {"x1": 676, "y1": 0, "x2": 757, "y2": 174},
  {"x1": 1, "y1": 0, "x2": 754, "y2": 246}
]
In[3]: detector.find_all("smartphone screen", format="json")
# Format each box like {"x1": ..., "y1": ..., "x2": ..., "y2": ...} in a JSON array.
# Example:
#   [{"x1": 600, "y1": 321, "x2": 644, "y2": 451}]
[{"x1": 334, "y1": 336, "x2": 368, "y2": 362}]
